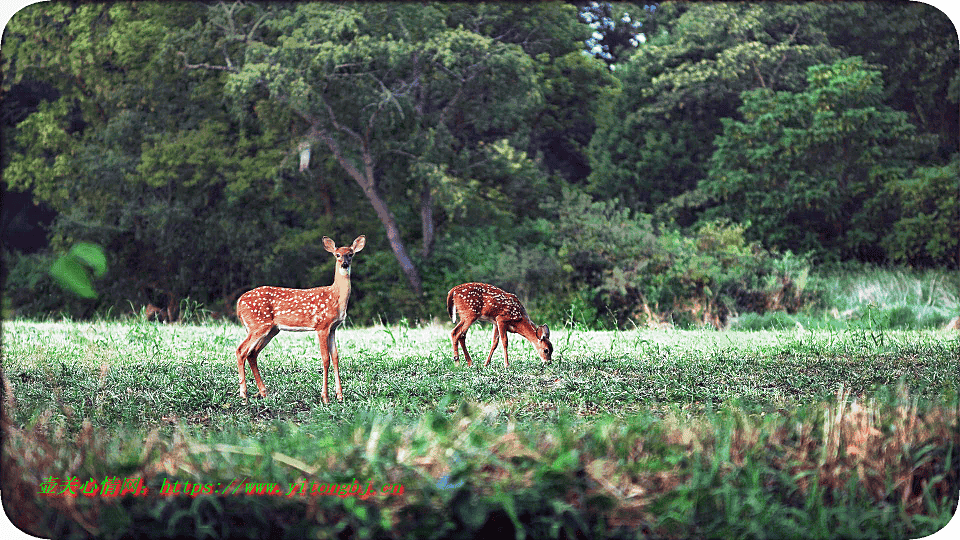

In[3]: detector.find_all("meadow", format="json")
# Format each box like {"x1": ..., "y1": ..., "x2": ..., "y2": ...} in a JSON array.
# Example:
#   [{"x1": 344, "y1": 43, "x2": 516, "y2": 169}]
[{"x1": 3, "y1": 315, "x2": 958, "y2": 538}]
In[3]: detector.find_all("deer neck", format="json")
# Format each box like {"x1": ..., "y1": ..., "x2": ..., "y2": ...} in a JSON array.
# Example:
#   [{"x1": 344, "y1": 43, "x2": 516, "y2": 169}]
[
  {"x1": 331, "y1": 264, "x2": 352, "y2": 311},
  {"x1": 513, "y1": 317, "x2": 539, "y2": 343}
]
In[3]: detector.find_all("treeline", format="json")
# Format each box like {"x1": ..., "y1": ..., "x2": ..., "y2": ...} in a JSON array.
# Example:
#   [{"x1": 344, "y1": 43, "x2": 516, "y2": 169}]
[{"x1": 1, "y1": 2, "x2": 957, "y2": 326}]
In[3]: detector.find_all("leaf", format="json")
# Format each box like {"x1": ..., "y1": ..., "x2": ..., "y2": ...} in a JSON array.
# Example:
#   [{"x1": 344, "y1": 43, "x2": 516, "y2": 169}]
[
  {"x1": 68, "y1": 242, "x2": 108, "y2": 277},
  {"x1": 49, "y1": 243, "x2": 107, "y2": 298},
  {"x1": 49, "y1": 256, "x2": 97, "y2": 299}
]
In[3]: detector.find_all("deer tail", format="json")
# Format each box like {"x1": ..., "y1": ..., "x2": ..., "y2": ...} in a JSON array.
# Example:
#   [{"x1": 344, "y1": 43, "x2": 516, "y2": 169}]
[{"x1": 446, "y1": 288, "x2": 457, "y2": 323}]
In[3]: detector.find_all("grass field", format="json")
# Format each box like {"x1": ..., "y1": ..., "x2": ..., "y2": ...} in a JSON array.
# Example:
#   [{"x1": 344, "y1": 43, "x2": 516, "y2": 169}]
[
  {"x1": 3, "y1": 318, "x2": 959, "y2": 538},
  {"x1": 4, "y1": 320, "x2": 957, "y2": 428}
]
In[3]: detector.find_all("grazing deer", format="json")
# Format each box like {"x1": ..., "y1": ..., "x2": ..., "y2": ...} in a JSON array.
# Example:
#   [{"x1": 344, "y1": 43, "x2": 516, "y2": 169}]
[
  {"x1": 446, "y1": 282, "x2": 552, "y2": 367},
  {"x1": 235, "y1": 235, "x2": 365, "y2": 403}
]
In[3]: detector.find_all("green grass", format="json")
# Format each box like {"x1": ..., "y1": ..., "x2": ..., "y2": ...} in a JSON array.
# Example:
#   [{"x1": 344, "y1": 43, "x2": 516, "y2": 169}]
[
  {"x1": 727, "y1": 266, "x2": 960, "y2": 332},
  {"x1": 4, "y1": 320, "x2": 957, "y2": 433},
  {"x1": 815, "y1": 267, "x2": 959, "y2": 326},
  {"x1": 3, "y1": 318, "x2": 958, "y2": 538}
]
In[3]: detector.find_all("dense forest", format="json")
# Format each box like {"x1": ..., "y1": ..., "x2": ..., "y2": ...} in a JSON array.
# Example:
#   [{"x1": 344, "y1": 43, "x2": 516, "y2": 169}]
[{"x1": 2, "y1": 1, "x2": 957, "y2": 326}]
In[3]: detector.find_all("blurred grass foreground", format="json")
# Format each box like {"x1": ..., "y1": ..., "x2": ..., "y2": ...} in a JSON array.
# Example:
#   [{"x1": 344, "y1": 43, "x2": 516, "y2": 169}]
[{"x1": 3, "y1": 382, "x2": 958, "y2": 539}]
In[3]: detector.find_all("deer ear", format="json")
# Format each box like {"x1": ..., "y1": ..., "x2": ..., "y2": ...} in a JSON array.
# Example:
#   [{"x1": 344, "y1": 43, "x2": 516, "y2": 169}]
[
  {"x1": 352, "y1": 235, "x2": 366, "y2": 252},
  {"x1": 322, "y1": 236, "x2": 337, "y2": 253},
  {"x1": 540, "y1": 324, "x2": 549, "y2": 339}
]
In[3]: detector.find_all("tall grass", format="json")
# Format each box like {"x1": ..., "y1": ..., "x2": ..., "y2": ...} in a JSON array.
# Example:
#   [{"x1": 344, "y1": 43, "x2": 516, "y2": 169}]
[
  {"x1": 818, "y1": 267, "x2": 959, "y2": 326},
  {"x1": 732, "y1": 266, "x2": 960, "y2": 331},
  {"x1": 3, "y1": 381, "x2": 957, "y2": 539}
]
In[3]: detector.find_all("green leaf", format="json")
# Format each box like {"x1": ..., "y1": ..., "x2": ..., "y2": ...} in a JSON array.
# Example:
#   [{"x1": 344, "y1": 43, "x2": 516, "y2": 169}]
[
  {"x1": 49, "y1": 256, "x2": 97, "y2": 299},
  {"x1": 49, "y1": 243, "x2": 107, "y2": 298},
  {"x1": 68, "y1": 242, "x2": 108, "y2": 277}
]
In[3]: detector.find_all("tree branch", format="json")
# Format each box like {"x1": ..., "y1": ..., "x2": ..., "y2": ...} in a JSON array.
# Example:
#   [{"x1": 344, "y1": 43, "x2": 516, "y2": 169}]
[
  {"x1": 769, "y1": 22, "x2": 802, "y2": 87},
  {"x1": 176, "y1": 51, "x2": 239, "y2": 73},
  {"x1": 320, "y1": 96, "x2": 364, "y2": 144}
]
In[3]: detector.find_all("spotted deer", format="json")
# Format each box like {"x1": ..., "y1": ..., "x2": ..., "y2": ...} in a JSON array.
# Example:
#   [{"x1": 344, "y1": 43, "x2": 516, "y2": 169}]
[
  {"x1": 235, "y1": 235, "x2": 365, "y2": 403},
  {"x1": 446, "y1": 282, "x2": 552, "y2": 367}
]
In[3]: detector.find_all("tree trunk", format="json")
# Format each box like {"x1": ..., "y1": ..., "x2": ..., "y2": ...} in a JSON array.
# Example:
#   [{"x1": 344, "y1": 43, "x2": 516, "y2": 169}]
[
  {"x1": 360, "y1": 179, "x2": 423, "y2": 296},
  {"x1": 313, "y1": 127, "x2": 423, "y2": 295}
]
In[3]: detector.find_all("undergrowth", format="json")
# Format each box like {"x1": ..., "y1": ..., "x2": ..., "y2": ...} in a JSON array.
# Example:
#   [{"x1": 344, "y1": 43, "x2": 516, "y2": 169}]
[{"x1": 2, "y1": 384, "x2": 957, "y2": 539}]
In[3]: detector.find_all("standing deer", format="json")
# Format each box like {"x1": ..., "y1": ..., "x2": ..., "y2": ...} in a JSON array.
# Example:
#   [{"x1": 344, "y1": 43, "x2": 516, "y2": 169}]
[
  {"x1": 447, "y1": 282, "x2": 552, "y2": 367},
  {"x1": 235, "y1": 235, "x2": 365, "y2": 403}
]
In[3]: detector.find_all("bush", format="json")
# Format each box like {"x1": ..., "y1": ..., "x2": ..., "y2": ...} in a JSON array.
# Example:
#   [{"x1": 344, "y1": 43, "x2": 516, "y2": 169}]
[
  {"x1": 535, "y1": 188, "x2": 818, "y2": 328},
  {"x1": 881, "y1": 154, "x2": 960, "y2": 268},
  {"x1": 416, "y1": 225, "x2": 563, "y2": 324}
]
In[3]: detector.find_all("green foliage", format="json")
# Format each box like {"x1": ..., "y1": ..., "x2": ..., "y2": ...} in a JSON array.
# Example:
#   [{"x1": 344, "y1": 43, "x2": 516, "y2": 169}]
[
  {"x1": 538, "y1": 187, "x2": 656, "y2": 323},
  {"x1": 705, "y1": 57, "x2": 930, "y2": 260},
  {"x1": 586, "y1": 2, "x2": 841, "y2": 214},
  {"x1": 49, "y1": 242, "x2": 107, "y2": 299},
  {"x1": 531, "y1": 50, "x2": 617, "y2": 183},
  {"x1": 3, "y1": 99, "x2": 82, "y2": 208},
  {"x1": 814, "y1": 2, "x2": 959, "y2": 157},
  {"x1": 880, "y1": 154, "x2": 960, "y2": 267},
  {"x1": 2, "y1": 250, "x2": 73, "y2": 317},
  {"x1": 428, "y1": 226, "x2": 560, "y2": 300},
  {"x1": 537, "y1": 188, "x2": 815, "y2": 327},
  {"x1": 1, "y1": 2, "x2": 956, "y2": 324}
]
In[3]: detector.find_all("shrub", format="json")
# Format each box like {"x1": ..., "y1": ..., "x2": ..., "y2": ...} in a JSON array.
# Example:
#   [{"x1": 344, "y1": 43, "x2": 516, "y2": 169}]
[
  {"x1": 731, "y1": 311, "x2": 797, "y2": 331},
  {"x1": 536, "y1": 188, "x2": 817, "y2": 328},
  {"x1": 881, "y1": 154, "x2": 960, "y2": 268}
]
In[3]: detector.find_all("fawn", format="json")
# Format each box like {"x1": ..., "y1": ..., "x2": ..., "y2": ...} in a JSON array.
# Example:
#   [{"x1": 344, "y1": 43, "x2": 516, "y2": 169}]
[
  {"x1": 235, "y1": 235, "x2": 365, "y2": 403},
  {"x1": 446, "y1": 282, "x2": 552, "y2": 367}
]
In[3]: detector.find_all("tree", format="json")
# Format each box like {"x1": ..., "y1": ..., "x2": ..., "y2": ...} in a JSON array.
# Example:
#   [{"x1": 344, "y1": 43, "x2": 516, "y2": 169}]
[
  {"x1": 2, "y1": 3, "x2": 297, "y2": 312},
  {"x1": 586, "y1": 2, "x2": 841, "y2": 214},
  {"x1": 187, "y1": 2, "x2": 552, "y2": 295},
  {"x1": 530, "y1": 51, "x2": 617, "y2": 185},
  {"x1": 703, "y1": 57, "x2": 931, "y2": 260},
  {"x1": 815, "y1": 2, "x2": 959, "y2": 159}
]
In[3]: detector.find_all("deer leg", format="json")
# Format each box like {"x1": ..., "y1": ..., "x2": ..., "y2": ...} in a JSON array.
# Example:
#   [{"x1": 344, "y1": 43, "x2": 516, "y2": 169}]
[
  {"x1": 500, "y1": 324, "x2": 510, "y2": 367},
  {"x1": 237, "y1": 326, "x2": 276, "y2": 399},
  {"x1": 316, "y1": 328, "x2": 332, "y2": 404},
  {"x1": 237, "y1": 338, "x2": 251, "y2": 400},
  {"x1": 484, "y1": 324, "x2": 502, "y2": 367},
  {"x1": 486, "y1": 320, "x2": 510, "y2": 367},
  {"x1": 451, "y1": 320, "x2": 465, "y2": 366},
  {"x1": 246, "y1": 351, "x2": 267, "y2": 399},
  {"x1": 328, "y1": 328, "x2": 343, "y2": 402},
  {"x1": 248, "y1": 327, "x2": 277, "y2": 398},
  {"x1": 453, "y1": 314, "x2": 477, "y2": 367}
]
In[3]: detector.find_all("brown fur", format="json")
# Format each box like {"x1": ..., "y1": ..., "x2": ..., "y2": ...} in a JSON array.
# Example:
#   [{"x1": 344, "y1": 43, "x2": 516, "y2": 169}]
[
  {"x1": 235, "y1": 235, "x2": 365, "y2": 403},
  {"x1": 447, "y1": 282, "x2": 552, "y2": 367}
]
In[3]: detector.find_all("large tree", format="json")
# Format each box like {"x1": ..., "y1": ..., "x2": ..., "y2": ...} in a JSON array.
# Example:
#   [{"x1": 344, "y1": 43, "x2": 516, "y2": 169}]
[
  {"x1": 814, "y1": 1, "x2": 959, "y2": 158},
  {"x1": 184, "y1": 2, "x2": 560, "y2": 295},
  {"x1": 703, "y1": 57, "x2": 931, "y2": 260},
  {"x1": 2, "y1": 3, "x2": 298, "y2": 309},
  {"x1": 587, "y1": 2, "x2": 841, "y2": 214}
]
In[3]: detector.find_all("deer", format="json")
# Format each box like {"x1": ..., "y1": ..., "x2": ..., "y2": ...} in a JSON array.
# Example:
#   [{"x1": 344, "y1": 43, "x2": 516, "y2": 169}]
[
  {"x1": 446, "y1": 282, "x2": 553, "y2": 368},
  {"x1": 235, "y1": 235, "x2": 365, "y2": 403}
]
